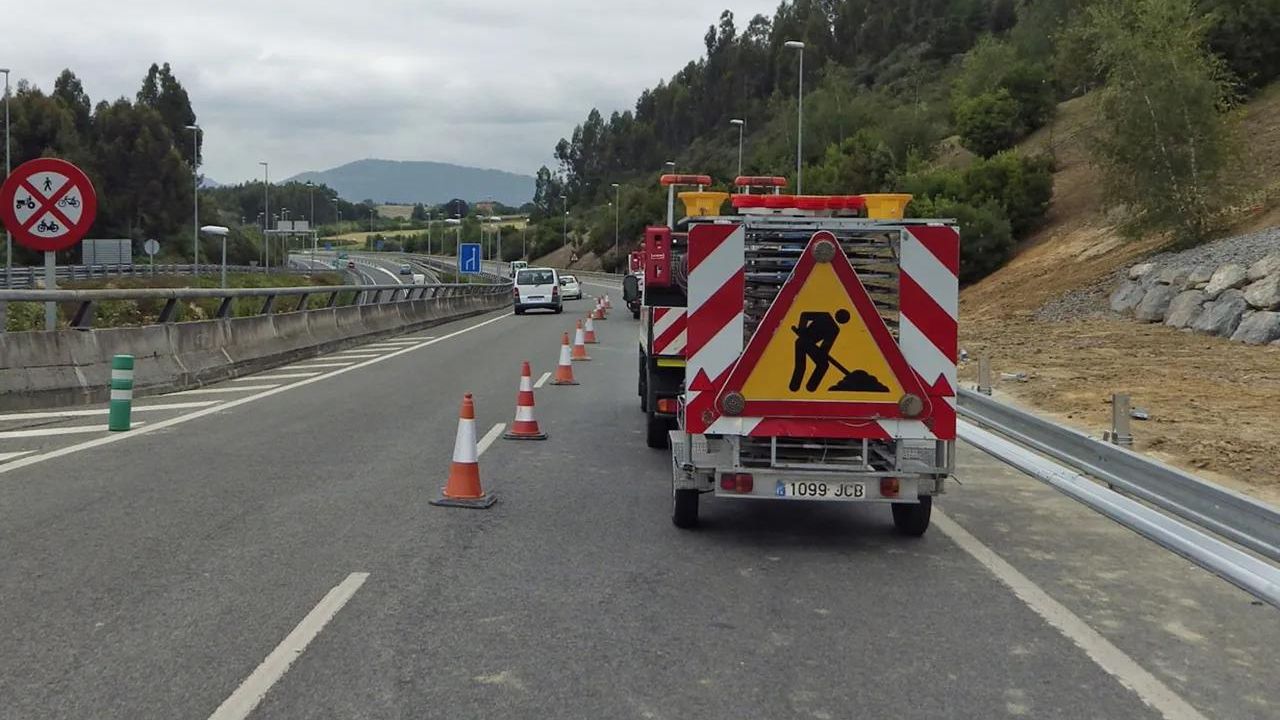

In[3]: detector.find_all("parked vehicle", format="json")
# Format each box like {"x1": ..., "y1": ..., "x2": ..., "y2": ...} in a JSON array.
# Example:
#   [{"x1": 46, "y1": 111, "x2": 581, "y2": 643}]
[{"x1": 513, "y1": 267, "x2": 562, "y2": 315}]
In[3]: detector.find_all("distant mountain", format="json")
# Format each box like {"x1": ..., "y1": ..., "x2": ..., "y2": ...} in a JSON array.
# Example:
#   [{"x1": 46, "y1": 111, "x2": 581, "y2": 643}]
[
  {"x1": 287, "y1": 159, "x2": 535, "y2": 206},
  {"x1": 199, "y1": 177, "x2": 221, "y2": 189}
]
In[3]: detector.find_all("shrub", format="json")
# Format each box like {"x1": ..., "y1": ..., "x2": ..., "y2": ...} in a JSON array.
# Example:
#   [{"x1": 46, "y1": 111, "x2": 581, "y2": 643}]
[
  {"x1": 954, "y1": 89, "x2": 1023, "y2": 157},
  {"x1": 910, "y1": 196, "x2": 1014, "y2": 283}
]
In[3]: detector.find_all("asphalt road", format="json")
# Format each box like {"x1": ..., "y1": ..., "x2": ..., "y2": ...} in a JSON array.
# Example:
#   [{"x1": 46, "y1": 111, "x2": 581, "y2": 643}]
[{"x1": 0, "y1": 295, "x2": 1275, "y2": 719}]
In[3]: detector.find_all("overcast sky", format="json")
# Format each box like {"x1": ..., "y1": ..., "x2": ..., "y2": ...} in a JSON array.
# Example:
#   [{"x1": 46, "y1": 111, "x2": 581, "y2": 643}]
[{"x1": 8, "y1": 0, "x2": 779, "y2": 184}]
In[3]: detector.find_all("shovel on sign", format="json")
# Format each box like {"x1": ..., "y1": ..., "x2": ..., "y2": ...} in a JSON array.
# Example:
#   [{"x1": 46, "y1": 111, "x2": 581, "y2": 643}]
[{"x1": 791, "y1": 327, "x2": 890, "y2": 393}]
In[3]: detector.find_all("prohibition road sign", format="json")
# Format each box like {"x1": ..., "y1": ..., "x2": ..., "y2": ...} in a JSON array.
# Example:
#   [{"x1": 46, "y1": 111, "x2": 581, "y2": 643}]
[{"x1": 0, "y1": 157, "x2": 99, "y2": 252}]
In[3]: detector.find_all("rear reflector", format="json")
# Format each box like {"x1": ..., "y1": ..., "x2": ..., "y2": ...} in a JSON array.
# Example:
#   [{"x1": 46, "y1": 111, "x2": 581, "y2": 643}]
[
  {"x1": 720, "y1": 473, "x2": 754, "y2": 493},
  {"x1": 656, "y1": 398, "x2": 678, "y2": 414},
  {"x1": 880, "y1": 477, "x2": 900, "y2": 497}
]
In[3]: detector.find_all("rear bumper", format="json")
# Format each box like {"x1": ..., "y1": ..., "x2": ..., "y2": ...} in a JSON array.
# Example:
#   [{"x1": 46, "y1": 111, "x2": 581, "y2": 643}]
[{"x1": 515, "y1": 302, "x2": 562, "y2": 311}]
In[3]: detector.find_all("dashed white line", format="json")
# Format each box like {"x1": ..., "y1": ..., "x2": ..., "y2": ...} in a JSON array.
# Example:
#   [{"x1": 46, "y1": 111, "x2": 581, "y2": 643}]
[
  {"x1": 934, "y1": 510, "x2": 1207, "y2": 720},
  {"x1": 476, "y1": 423, "x2": 505, "y2": 456},
  {"x1": 207, "y1": 572, "x2": 370, "y2": 720},
  {"x1": 534, "y1": 371, "x2": 551, "y2": 389},
  {"x1": 0, "y1": 401, "x2": 218, "y2": 421},
  {"x1": 0, "y1": 422, "x2": 147, "y2": 439},
  {"x1": 232, "y1": 373, "x2": 319, "y2": 382},
  {"x1": 172, "y1": 386, "x2": 279, "y2": 396}
]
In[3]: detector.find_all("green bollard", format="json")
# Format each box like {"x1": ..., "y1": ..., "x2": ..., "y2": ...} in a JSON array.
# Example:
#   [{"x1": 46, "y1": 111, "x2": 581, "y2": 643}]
[{"x1": 108, "y1": 354, "x2": 135, "y2": 431}]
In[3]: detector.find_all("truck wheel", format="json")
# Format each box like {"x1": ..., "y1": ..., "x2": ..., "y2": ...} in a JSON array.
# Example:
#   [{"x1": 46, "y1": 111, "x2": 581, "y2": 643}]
[
  {"x1": 891, "y1": 496, "x2": 932, "y2": 537},
  {"x1": 672, "y1": 489, "x2": 699, "y2": 529},
  {"x1": 632, "y1": 308, "x2": 640, "y2": 319},
  {"x1": 646, "y1": 409, "x2": 668, "y2": 449}
]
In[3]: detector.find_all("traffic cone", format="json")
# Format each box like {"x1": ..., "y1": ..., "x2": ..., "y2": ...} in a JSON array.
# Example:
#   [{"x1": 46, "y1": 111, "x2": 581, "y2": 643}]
[
  {"x1": 551, "y1": 333, "x2": 579, "y2": 385},
  {"x1": 591, "y1": 299, "x2": 603, "y2": 321},
  {"x1": 583, "y1": 314, "x2": 599, "y2": 344},
  {"x1": 571, "y1": 320, "x2": 592, "y2": 361},
  {"x1": 597, "y1": 297, "x2": 609, "y2": 320},
  {"x1": 430, "y1": 393, "x2": 497, "y2": 509},
  {"x1": 604, "y1": 294, "x2": 612, "y2": 310},
  {"x1": 504, "y1": 361, "x2": 547, "y2": 440}
]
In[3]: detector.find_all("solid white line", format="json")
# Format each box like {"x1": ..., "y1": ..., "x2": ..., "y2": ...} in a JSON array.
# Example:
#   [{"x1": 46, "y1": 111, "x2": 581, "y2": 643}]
[
  {"x1": 0, "y1": 313, "x2": 513, "y2": 477},
  {"x1": 934, "y1": 510, "x2": 1207, "y2": 720},
  {"x1": 533, "y1": 371, "x2": 551, "y2": 389},
  {"x1": 207, "y1": 572, "x2": 369, "y2": 720},
  {"x1": 476, "y1": 423, "x2": 505, "y2": 456},
  {"x1": 232, "y1": 373, "x2": 319, "y2": 382},
  {"x1": 0, "y1": 451, "x2": 35, "y2": 462},
  {"x1": 326, "y1": 353, "x2": 382, "y2": 359},
  {"x1": 287, "y1": 362, "x2": 355, "y2": 370},
  {"x1": 171, "y1": 386, "x2": 279, "y2": 396},
  {"x1": 0, "y1": 402, "x2": 218, "y2": 421},
  {"x1": 0, "y1": 422, "x2": 147, "y2": 439}
]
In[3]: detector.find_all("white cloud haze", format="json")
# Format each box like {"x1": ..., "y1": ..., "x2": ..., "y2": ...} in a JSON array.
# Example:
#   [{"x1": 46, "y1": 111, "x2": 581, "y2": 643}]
[{"x1": 8, "y1": 0, "x2": 779, "y2": 183}]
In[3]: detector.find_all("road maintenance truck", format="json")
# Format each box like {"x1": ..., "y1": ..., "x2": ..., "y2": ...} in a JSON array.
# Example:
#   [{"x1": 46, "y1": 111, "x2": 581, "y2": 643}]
[{"x1": 640, "y1": 178, "x2": 960, "y2": 535}]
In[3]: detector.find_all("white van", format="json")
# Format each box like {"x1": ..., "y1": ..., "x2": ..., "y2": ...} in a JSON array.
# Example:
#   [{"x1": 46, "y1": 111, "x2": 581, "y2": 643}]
[
  {"x1": 513, "y1": 267, "x2": 562, "y2": 315},
  {"x1": 509, "y1": 260, "x2": 529, "y2": 278}
]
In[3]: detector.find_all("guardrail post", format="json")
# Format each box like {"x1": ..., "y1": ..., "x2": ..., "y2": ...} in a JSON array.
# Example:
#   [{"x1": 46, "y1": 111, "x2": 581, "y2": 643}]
[
  {"x1": 370, "y1": 289, "x2": 383, "y2": 304},
  {"x1": 216, "y1": 297, "x2": 234, "y2": 319},
  {"x1": 295, "y1": 293, "x2": 310, "y2": 311},
  {"x1": 108, "y1": 355, "x2": 135, "y2": 431},
  {"x1": 158, "y1": 298, "x2": 179, "y2": 323},
  {"x1": 326, "y1": 291, "x2": 339, "y2": 308},
  {"x1": 977, "y1": 357, "x2": 992, "y2": 396},
  {"x1": 1110, "y1": 394, "x2": 1134, "y2": 447},
  {"x1": 260, "y1": 294, "x2": 276, "y2": 315},
  {"x1": 70, "y1": 300, "x2": 97, "y2": 329}
]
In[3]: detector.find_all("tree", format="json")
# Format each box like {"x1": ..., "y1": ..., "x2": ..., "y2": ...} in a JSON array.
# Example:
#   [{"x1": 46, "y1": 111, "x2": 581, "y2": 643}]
[
  {"x1": 91, "y1": 98, "x2": 193, "y2": 240},
  {"x1": 138, "y1": 62, "x2": 199, "y2": 167},
  {"x1": 805, "y1": 131, "x2": 896, "y2": 195},
  {"x1": 954, "y1": 89, "x2": 1023, "y2": 157},
  {"x1": 410, "y1": 203, "x2": 428, "y2": 221},
  {"x1": 52, "y1": 70, "x2": 92, "y2": 136},
  {"x1": 1083, "y1": 0, "x2": 1238, "y2": 242}
]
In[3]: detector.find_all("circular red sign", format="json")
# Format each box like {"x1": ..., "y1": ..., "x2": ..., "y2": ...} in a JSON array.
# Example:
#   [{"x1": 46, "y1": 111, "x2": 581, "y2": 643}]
[{"x1": 0, "y1": 157, "x2": 99, "y2": 252}]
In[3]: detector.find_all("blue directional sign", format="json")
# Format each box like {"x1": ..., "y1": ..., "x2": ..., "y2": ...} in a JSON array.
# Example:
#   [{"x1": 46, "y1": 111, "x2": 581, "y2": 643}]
[
  {"x1": 459, "y1": 243, "x2": 482, "y2": 274},
  {"x1": 375, "y1": 239, "x2": 385, "y2": 251},
  {"x1": 324, "y1": 243, "x2": 333, "y2": 251}
]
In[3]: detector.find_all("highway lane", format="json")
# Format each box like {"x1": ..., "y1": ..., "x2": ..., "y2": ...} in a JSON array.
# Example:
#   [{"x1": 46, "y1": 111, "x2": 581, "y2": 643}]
[{"x1": 0, "y1": 299, "x2": 1275, "y2": 719}]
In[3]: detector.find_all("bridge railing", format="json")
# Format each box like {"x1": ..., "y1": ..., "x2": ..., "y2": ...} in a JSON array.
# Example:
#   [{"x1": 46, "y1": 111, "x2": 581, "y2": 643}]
[{"x1": 2, "y1": 263, "x2": 291, "y2": 288}]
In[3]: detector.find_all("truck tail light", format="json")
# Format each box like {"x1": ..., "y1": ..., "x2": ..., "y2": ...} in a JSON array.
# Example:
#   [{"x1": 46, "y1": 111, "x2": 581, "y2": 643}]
[
  {"x1": 880, "y1": 477, "x2": 900, "y2": 498},
  {"x1": 720, "y1": 473, "x2": 754, "y2": 493},
  {"x1": 656, "y1": 398, "x2": 677, "y2": 414}
]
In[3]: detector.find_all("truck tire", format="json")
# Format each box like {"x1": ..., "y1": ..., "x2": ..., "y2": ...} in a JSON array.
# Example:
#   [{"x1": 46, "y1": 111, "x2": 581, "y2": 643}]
[
  {"x1": 646, "y1": 409, "x2": 668, "y2": 449},
  {"x1": 891, "y1": 496, "x2": 932, "y2": 537},
  {"x1": 672, "y1": 489, "x2": 699, "y2": 529}
]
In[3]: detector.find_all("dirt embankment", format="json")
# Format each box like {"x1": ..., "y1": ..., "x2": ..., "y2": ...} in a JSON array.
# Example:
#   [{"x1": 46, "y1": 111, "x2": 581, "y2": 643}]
[{"x1": 959, "y1": 85, "x2": 1280, "y2": 505}]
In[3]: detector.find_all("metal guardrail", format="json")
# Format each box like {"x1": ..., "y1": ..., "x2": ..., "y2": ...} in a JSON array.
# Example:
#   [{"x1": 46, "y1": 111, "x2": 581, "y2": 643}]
[
  {"x1": 0, "y1": 281, "x2": 509, "y2": 330},
  {"x1": 957, "y1": 389, "x2": 1280, "y2": 564},
  {"x1": 4, "y1": 264, "x2": 282, "y2": 288}
]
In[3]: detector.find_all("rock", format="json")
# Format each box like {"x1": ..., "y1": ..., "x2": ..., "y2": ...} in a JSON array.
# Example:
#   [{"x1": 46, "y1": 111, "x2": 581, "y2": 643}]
[
  {"x1": 1204, "y1": 263, "x2": 1248, "y2": 298},
  {"x1": 1135, "y1": 284, "x2": 1177, "y2": 322},
  {"x1": 1186, "y1": 264, "x2": 1215, "y2": 288},
  {"x1": 1109, "y1": 281, "x2": 1147, "y2": 314},
  {"x1": 1243, "y1": 275, "x2": 1280, "y2": 310},
  {"x1": 1230, "y1": 311, "x2": 1280, "y2": 345},
  {"x1": 1164, "y1": 290, "x2": 1207, "y2": 328},
  {"x1": 1128, "y1": 262, "x2": 1156, "y2": 281},
  {"x1": 1246, "y1": 252, "x2": 1280, "y2": 281},
  {"x1": 1191, "y1": 289, "x2": 1248, "y2": 337},
  {"x1": 1156, "y1": 266, "x2": 1190, "y2": 286}
]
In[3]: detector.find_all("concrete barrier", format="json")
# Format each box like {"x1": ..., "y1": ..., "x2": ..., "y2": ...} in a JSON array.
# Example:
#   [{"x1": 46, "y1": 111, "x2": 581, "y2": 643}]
[{"x1": 0, "y1": 291, "x2": 506, "y2": 410}]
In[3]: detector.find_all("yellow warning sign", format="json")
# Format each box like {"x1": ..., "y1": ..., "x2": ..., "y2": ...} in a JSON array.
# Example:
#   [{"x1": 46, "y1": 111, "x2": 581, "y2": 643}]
[{"x1": 738, "y1": 259, "x2": 903, "y2": 403}]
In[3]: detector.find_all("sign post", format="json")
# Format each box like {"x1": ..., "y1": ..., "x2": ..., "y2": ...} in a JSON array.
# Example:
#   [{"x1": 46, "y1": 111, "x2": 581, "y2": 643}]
[
  {"x1": 0, "y1": 158, "x2": 98, "y2": 331},
  {"x1": 143, "y1": 238, "x2": 159, "y2": 275}
]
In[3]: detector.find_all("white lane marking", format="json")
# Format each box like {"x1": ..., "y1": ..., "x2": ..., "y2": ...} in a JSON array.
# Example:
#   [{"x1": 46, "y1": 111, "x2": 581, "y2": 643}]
[
  {"x1": 533, "y1": 371, "x2": 551, "y2": 389},
  {"x1": 0, "y1": 422, "x2": 147, "y2": 439},
  {"x1": 0, "y1": 313, "x2": 513, "y2": 477},
  {"x1": 0, "y1": 451, "x2": 35, "y2": 462},
  {"x1": 207, "y1": 572, "x2": 369, "y2": 720},
  {"x1": 476, "y1": 423, "x2": 505, "y2": 456},
  {"x1": 171, "y1": 386, "x2": 279, "y2": 396},
  {"x1": 326, "y1": 353, "x2": 382, "y2": 359},
  {"x1": 232, "y1": 373, "x2": 319, "y2": 382},
  {"x1": 0, "y1": 402, "x2": 218, "y2": 421},
  {"x1": 934, "y1": 510, "x2": 1208, "y2": 720},
  {"x1": 287, "y1": 362, "x2": 355, "y2": 370}
]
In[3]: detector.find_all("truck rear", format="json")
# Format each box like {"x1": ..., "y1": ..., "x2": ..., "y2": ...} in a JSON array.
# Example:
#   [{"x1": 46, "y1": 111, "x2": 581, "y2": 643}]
[{"x1": 662, "y1": 189, "x2": 959, "y2": 536}]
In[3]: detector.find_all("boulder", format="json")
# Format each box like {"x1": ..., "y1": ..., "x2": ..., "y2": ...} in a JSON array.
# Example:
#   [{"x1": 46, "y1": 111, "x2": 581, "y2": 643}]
[
  {"x1": 1156, "y1": 266, "x2": 1190, "y2": 286},
  {"x1": 1186, "y1": 264, "x2": 1215, "y2": 288},
  {"x1": 1191, "y1": 289, "x2": 1248, "y2": 337},
  {"x1": 1246, "y1": 252, "x2": 1280, "y2": 281},
  {"x1": 1230, "y1": 311, "x2": 1280, "y2": 345},
  {"x1": 1109, "y1": 281, "x2": 1147, "y2": 314},
  {"x1": 1128, "y1": 262, "x2": 1156, "y2": 281},
  {"x1": 1134, "y1": 284, "x2": 1177, "y2": 322},
  {"x1": 1243, "y1": 274, "x2": 1280, "y2": 310},
  {"x1": 1164, "y1": 290, "x2": 1207, "y2": 329},
  {"x1": 1203, "y1": 263, "x2": 1248, "y2": 298}
]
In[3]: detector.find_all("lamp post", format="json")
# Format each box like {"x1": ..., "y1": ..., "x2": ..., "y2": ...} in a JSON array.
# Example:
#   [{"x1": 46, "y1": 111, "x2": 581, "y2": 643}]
[
  {"x1": 200, "y1": 225, "x2": 230, "y2": 288},
  {"x1": 259, "y1": 161, "x2": 270, "y2": 270},
  {"x1": 729, "y1": 118, "x2": 745, "y2": 178},
  {"x1": 185, "y1": 125, "x2": 201, "y2": 273},
  {"x1": 663, "y1": 160, "x2": 676, "y2": 229},
  {"x1": 611, "y1": 182, "x2": 621, "y2": 254},
  {"x1": 784, "y1": 40, "x2": 805, "y2": 194},
  {"x1": 560, "y1": 196, "x2": 568, "y2": 248}
]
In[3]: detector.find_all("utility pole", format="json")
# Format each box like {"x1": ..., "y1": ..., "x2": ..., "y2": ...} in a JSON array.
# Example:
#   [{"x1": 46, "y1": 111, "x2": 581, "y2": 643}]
[
  {"x1": 259, "y1": 161, "x2": 270, "y2": 270},
  {"x1": 186, "y1": 126, "x2": 201, "y2": 273}
]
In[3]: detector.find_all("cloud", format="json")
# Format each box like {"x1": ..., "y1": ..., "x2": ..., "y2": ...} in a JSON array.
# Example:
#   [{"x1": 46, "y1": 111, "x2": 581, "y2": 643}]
[{"x1": 8, "y1": 0, "x2": 778, "y2": 185}]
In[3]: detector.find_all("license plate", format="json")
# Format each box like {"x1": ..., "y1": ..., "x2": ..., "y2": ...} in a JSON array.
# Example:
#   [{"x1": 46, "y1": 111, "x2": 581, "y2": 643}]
[
  {"x1": 527, "y1": 295, "x2": 544, "y2": 301},
  {"x1": 774, "y1": 480, "x2": 866, "y2": 500}
]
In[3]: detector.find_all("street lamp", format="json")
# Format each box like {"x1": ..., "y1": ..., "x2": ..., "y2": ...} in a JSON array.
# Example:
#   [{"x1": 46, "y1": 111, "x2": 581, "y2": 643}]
[
  {"x1": 2, "y1": 67, "x2": 12, "y2": 290},
  {"x1": 611, "y1": 182, "x2": 621, "y2": 253},
  {"x1": 259, "y1": 161, "x2": 270, "y2": 270},
  {"x1": 784, "y1": 40, "x2": 805, "y2": 194},
  {"x1": 663, "y1": 161, "x2": 676, "y2": 227},
  {"x1": 560, "y1": 196, "x2": 568, "y2": 248},
  {"x1": 729, "y1": 118, "x2": 745, "y2": 178},
  {"x1": 200, "y1": 225, "x2": 230, "y2": 288}
]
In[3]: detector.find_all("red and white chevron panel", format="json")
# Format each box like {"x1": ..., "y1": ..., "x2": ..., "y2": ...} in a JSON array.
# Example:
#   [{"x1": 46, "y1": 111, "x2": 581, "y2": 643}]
[
  {"x1": 684, "y1": 223, "x2": 745, "y2": 435},
  {"x1": 650, "y1": 307, "x2": 687, "y2": 356},
  {"x1": 898, "y1": 225, "x2": 959, "y2": 441}
]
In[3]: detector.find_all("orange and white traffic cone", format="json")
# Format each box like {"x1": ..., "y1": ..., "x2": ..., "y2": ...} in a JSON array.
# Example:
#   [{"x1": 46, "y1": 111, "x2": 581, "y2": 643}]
[
  {"x1": 430, "y1": 393, "x2": 497, "y2": 508},
  {"x1": 571, "y1": 320, "x2": 592, "y2": 361},
  {"x1": 551, "y1": 332, "x2": 579, "y2": 385},
  {"x1": 597, "y1": 296, "x2": 609, "y2": 320},
  {"x1": 591, "y1": 299, "x2": 603, "y2": 321},
  {"x1": 603, "y1": 294, "x2": 612, "y2": 310},
  {"x1": 583, "y1": 314, "x2": 599, "y2": 344},
  {"x1": 504, "y1": 361, "x2": 547, "y2": 440}
]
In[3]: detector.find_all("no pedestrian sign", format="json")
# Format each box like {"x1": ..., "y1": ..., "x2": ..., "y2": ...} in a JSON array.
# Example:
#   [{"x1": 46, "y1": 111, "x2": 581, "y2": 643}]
[{"x1": 0, "y1": 157, "x2": 99, "y2": 252}]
